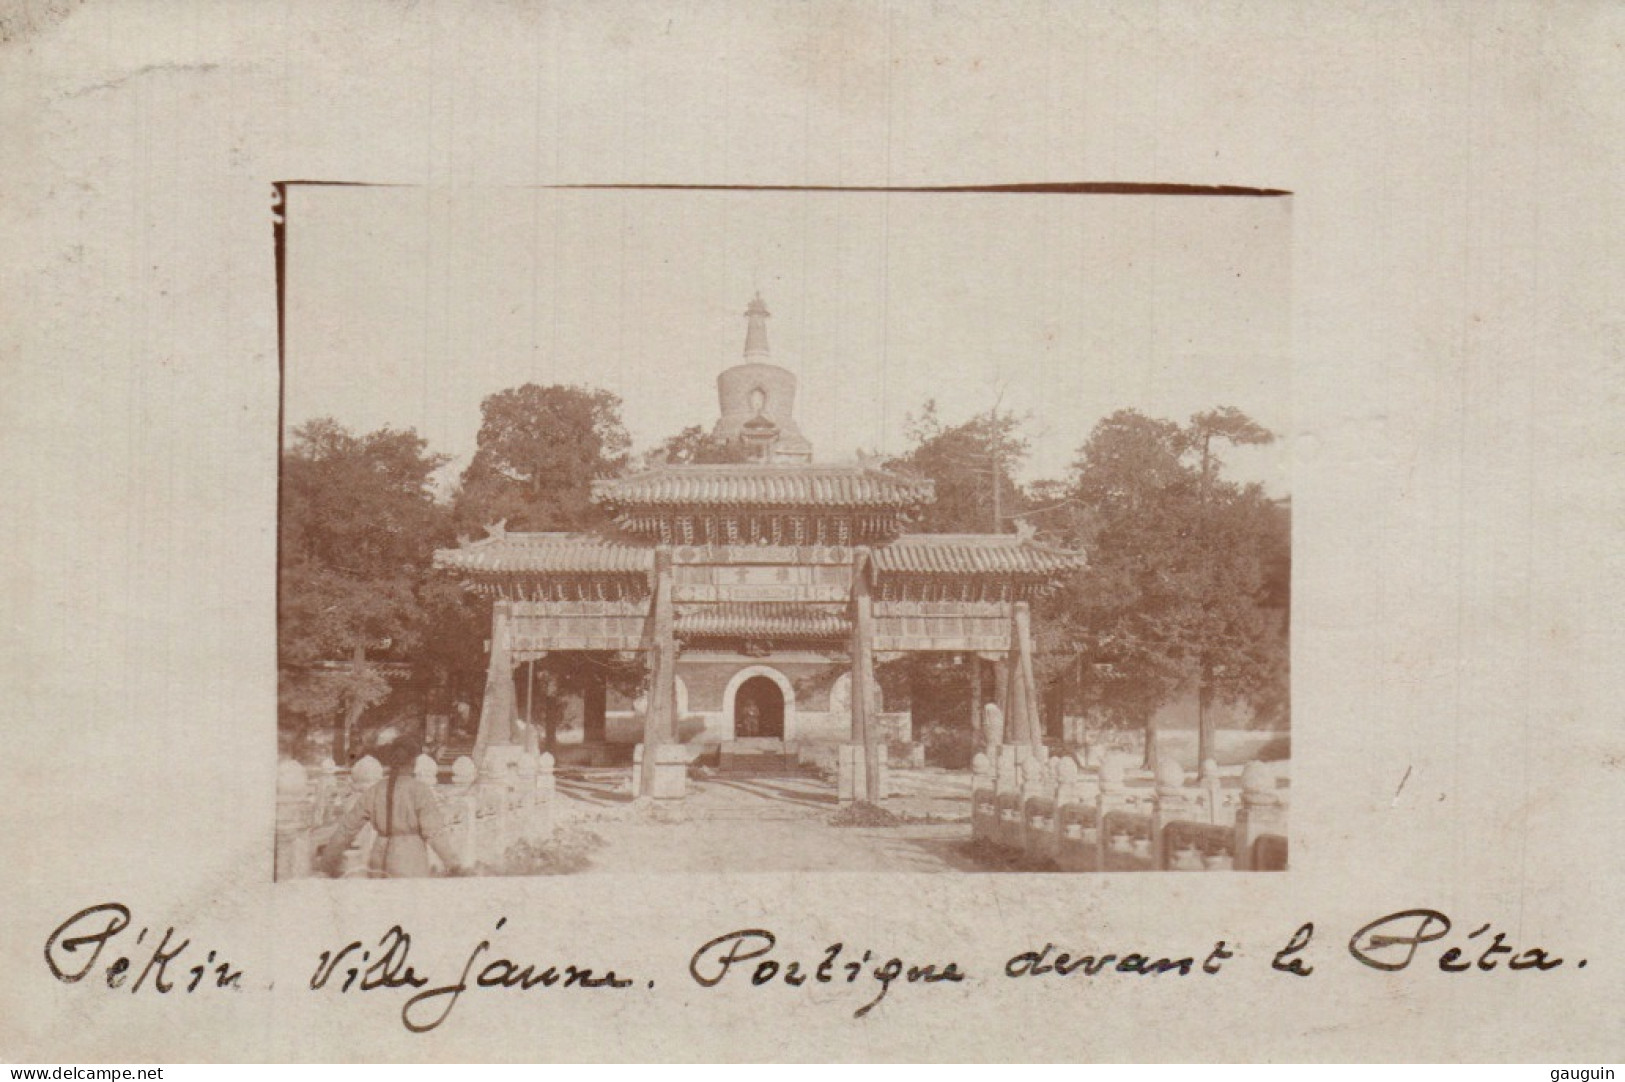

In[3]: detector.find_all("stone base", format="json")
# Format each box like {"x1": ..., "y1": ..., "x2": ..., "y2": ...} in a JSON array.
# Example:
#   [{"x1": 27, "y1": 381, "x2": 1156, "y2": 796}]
[
  {"x1": 837, "y1": 743, "x2": 889, "y2": 803},
  {"x1": 719, "y1": 739, "x2": 793, "y2": 773},
  {"x1": 633, "y1": 743, "x2": 690, "y2": 799},
  {"x1": 553, "y1": 742, "x2": 633, "y2": 768}
]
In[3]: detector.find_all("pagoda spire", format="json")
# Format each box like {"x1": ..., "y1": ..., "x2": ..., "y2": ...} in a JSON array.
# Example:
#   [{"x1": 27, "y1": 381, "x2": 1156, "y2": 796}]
[{"x1": 743, "y1": 292, "x2": 771, "y2": 359}]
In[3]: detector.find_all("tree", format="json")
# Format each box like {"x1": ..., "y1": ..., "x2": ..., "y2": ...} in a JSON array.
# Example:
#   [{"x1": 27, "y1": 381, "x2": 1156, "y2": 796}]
[
  {"x1": 1049, "y1": 408, "x2": 1287, "y2": 772},
  {"x1": 880, "y1": 400, "x2": 1036, "y2": 750},
  {"x1": 645, "y1": 424, "x2": 751, "y2": 467},
  {"x1": 279, "y1": 419, "x2": 450, "y2": 762},
  {"x1": 454, "y1": 384, "x2": 632, "y2": 533},
  {"x1": 514, "y1": 651, "x2": 648, "y2": 752},
  {"x1": 890, "y1": 399, "x2": 1030, "y2": 534}
]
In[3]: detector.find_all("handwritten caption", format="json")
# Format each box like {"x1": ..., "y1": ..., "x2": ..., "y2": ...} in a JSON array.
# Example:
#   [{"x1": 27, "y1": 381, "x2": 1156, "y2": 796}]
[{"x1": 44, "y1": 904, "x2": 1587, "y2": 1034}]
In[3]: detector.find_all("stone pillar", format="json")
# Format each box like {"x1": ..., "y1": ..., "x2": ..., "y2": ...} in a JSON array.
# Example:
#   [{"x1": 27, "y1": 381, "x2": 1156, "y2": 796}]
[
  {"x1": 993, "y1": 657, "x2": 1010, "y2": 740},
  {"x1": 1012, "y1": 600, "x2": 1044, "y2": 750},
  {"x1": 968, "y1": 654, "x2": 984, "y2": 744},
  {"x1": 639, "y1": 549, "x2": 684, "y2": 799},
  {"x1": 413, "y1": 753, "x2": 439, "y2": 786},
  {"x1": 837, "y1": 742, "x2": 888, "y2": 803},
  {"x1": 1006, "y1": 653, "x2": 1031, "y2": 746},
  {"x1": 474, "y1": 600, "x2": 517, "y2": 762},
  {"x1": 1233, "y1": 761, "x2": 1287, "y2": 870},
  {"x1": 848, "y1": 548, "x2": 881, "y2": 803}
]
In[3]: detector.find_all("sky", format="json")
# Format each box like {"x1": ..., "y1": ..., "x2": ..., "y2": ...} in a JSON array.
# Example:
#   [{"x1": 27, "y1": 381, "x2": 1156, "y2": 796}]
[{"x1": 283, "y1": 185, "x2": 1292, "y2": 494}]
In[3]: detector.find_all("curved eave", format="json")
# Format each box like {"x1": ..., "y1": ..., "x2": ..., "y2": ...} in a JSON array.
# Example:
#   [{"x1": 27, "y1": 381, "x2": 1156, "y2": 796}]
[
  {"x1": 591, "y1": 465, "x2": 935, "y2": 511},
  {"x1": 431, "y1": 534, "x2": 655, "y2": 580}
]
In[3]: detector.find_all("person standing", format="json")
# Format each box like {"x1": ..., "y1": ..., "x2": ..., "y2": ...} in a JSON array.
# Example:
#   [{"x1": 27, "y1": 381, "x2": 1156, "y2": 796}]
[{"x1": 319, "y1": 737, "x2": 468, "y2": 878}]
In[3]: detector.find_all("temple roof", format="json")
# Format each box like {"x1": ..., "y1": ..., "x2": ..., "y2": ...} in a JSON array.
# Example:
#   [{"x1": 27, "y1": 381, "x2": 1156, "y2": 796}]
[
  {"x1": 675, "y1": 602, "x2": 850, "y2": 639},
  {"x1": 592, "y1": 463, "x2": 934, "y2": 510},
  {"x1": 433, "y1": 532, "x2": 653, "y2": 576},
  {"x1": 869, "y1": 533, "x2": 1087, "y2": 577},
  {"x1": 435, "y1": 528, "x2": 1084, "y2": 581}
]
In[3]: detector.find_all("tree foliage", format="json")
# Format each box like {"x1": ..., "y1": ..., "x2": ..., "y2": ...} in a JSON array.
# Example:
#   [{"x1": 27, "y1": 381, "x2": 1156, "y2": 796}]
[
  {"x1": 278, "y1": 419, "x2": 451, "y2": 760},
  {"x1": 454, "y1": 384, "x2": 632, "y2": 533},
  {"x1": 890, "y1": 399, "x2": 1030, "y2": 534},
  {"x1": 646, "y1": 424, "x2": 752, "y2": 467},
  {"x1": 1038, "y1": 407, "x2": 1288, "y2": 766}
]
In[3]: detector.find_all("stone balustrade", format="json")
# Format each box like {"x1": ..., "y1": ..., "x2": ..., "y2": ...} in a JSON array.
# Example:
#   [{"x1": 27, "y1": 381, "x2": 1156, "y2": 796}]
[
  {"x1": 970, "y1": 748, "x2": 1289, "y2": 872},
  {"x1": 274, "y1": 747, "x2": 557, "y2": 880}
]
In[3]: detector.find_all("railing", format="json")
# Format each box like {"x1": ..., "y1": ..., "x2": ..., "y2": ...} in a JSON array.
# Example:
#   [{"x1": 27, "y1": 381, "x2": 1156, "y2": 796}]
[
  {"x1": 275, "y1": 747, "x2": 557, "y2": 879},
  {"x1": 1162, "y1": 820, "x2": 1236, "y2": 871},
  {"x1": 971, "y1": 749, "x2": 1289, "y2": 872}
]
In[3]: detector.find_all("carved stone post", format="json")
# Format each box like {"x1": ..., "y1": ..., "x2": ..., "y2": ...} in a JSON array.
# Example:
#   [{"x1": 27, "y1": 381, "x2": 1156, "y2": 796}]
[
  {"x1": 1054, "y1": 755, "x2": 1080, "y2": 807},
  {"x1": 1152, "y1": 759, "x2": 1191, "y2": 869},
  {"x1": 971, "y1": 750, "x2": 996, "y2": 842},
  {"x1": 1233, "y1": 761, "x2": 1287, "y2": 870},
  {"x1": 538, "y1": 751, "x2": 556, "y2": 834},
  {"x1": 1096, "y1": 754, "x2": 1130, "y2": 866}
]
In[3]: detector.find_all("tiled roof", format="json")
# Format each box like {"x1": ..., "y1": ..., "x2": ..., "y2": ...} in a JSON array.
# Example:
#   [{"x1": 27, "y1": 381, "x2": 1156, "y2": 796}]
[
  {"x1": 675, "y1": 603, "x2": 850, "y2": 639},
  {"x1": 870, "y1": 534, "x2": 1087, "y2": 577},
  {"x1": 593, "y1": 464, "x2": 934, "y2": 509},
  {"x1": 433, "y1": 533, "x2": 654, "y2": 576}
]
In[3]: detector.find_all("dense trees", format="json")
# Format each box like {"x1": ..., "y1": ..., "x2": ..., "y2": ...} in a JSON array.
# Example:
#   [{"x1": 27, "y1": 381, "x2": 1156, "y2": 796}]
[
  {"x1": 278, "y1": 419, "x2": 450, "y2": 762},
  {"x1": 647, "y1": 424, "x2": 752, "y2": 467},
  {"x1": 280, "y1": 385, "x2": 640, "y2": 762},
  {"x1": 280, "y1": 385, "x2": 1289, "y2": 771},
  {"x1": 1039, "y1": 408, "x2": 1288, "y2": 769},
  {"x1": 885, "y1": 399, "x2": 1289, "y2": 769},
  {"x1": 454, "y1": 384, "x2": 632, "y2": 533},
  {"x1": 889, "y1": 400, "x2": 1030, "y2": 534}
]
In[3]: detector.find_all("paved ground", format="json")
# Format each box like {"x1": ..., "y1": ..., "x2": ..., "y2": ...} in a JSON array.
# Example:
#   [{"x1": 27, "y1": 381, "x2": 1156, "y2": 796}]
[{"x1": 551, "y1": 767, "x2": 987, "y2": 874}]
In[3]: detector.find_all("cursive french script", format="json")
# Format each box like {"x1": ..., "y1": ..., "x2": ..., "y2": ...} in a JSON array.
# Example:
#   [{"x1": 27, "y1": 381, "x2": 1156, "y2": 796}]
[
  {"x1": 44, "y1": 902, "x2": 243, "y2": 994},
  {"x1": 309, "y1": 917, "x2": 635, "y2": 1033}
]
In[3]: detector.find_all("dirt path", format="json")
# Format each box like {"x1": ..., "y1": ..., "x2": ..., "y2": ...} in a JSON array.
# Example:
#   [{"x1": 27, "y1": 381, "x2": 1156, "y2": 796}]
[{"x1": 553, "y1": 769, "x2": 983, "y2": 875}]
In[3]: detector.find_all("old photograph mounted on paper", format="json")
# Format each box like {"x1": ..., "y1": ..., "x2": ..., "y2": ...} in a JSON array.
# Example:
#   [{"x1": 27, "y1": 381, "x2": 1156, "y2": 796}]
[{"x1": 274, "y1": 183, "x2": 1291, "y2": 880}]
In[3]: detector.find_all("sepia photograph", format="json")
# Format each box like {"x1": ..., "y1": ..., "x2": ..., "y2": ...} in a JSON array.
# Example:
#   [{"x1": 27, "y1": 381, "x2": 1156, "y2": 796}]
[
  {"x1": 6, "y1": 0, "x2": 1619, "y2": 1064},
  {"x1": 275, "y1": 184, "x2": 1291, "y2": 879}
]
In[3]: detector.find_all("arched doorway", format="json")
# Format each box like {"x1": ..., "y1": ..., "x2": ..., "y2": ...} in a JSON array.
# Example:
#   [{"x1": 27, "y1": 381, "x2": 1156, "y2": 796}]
[{"x1": 733, "y1": 675, "x2": 785, "y2": 739}]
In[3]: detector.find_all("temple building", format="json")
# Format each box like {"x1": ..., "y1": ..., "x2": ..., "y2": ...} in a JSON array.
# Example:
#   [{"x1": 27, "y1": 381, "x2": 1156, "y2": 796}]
[{"x1": 433, "y1": 295, "x2": 1085, "y2": 799}]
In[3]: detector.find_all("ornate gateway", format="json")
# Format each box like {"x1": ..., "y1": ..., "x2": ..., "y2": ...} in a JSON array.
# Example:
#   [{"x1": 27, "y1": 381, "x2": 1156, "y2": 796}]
[{"x1": 434, "y1": 295, "x2": 1085, "y2": 798}]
